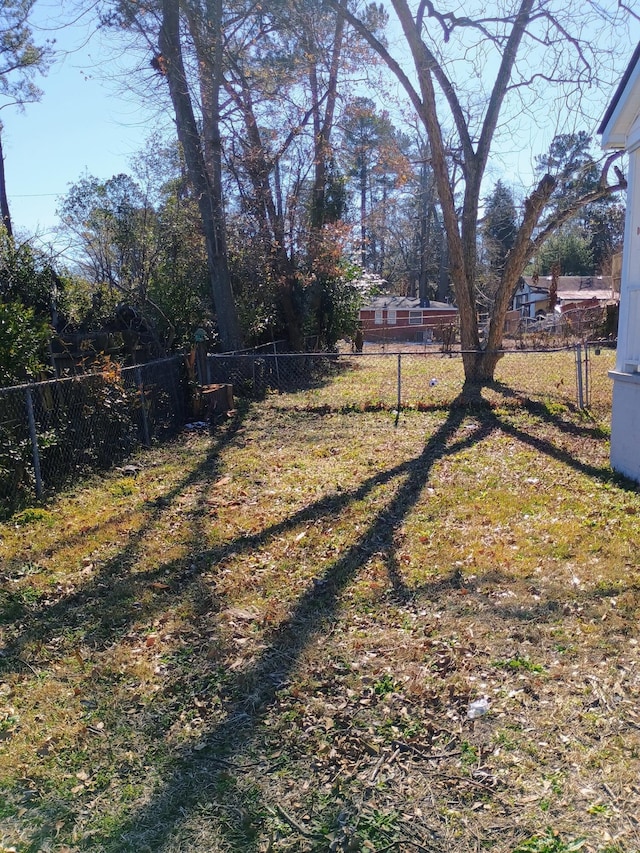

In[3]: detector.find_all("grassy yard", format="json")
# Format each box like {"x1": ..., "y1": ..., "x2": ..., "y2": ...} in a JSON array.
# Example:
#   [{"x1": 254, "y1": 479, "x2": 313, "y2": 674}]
[{"x1": 1, "y1": 349, "x2": 639, "y2": 853}]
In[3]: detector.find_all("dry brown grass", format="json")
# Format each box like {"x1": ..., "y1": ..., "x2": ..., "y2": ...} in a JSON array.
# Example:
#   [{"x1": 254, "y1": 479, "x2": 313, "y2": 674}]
[{"x1": 1, "y1": 349, "x2": 639, "y2": 853}]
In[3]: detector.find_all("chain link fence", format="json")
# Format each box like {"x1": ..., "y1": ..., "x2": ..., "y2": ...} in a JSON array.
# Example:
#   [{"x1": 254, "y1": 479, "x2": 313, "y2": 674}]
[
  {"x1": 1, "y1": 345, "x2": 615, "y2": 519},
  {"x1": 208, "y1": 344, "x2": 616, "y2": 415},
  {"x1": 1, "y1": 356, "x2": 188, "y2": 519}
]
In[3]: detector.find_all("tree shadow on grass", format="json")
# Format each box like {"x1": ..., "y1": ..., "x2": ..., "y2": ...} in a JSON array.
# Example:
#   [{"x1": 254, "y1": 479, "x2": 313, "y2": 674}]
[
  {"x1": 80, "y1": 399, "x2": 501, "y2": 851},
  {"x1": 1, "y1": 401, "x2": 485, "y2": 853},
  {"x1": 387, "y1": 381, "x2": 638, "y2": 633},
  {"x1": 1, "y1": 410, "x2": 470, "y2": 668},
  {"x1": 452, "y1": 379, "x2": 627, "y2": 485},
  {"x1": 2, "y1": 402, "x2": 453, "y2": 676},
  {"x1": 0, "y1": 408, "x2": 253, "y2": 665},
  {"x1": 4, "y1": 383, "x2": 633, "y2": 851}
]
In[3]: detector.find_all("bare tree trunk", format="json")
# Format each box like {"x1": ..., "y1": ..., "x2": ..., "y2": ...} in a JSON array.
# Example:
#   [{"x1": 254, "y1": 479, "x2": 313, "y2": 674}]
[
  {"x1": 466, "y1": 163, "x2": 625, "y2": 381},
  {"x1": 0, "y1": 128, "x2": 13, "y2": 238},
  {"x1": 309, "y1": 11, "x2": 345, "y2": 232},
  {"x1": 482, "y1": 176, "x2": 557, "y2": 364},
  {"x1": 437, "y1": 226, "x2": 449, "y2": 303},
  {"x1": 331, "y1": 0, "x2": 535, "y2": 381},
  {"x1": 159, "y1": 0, "x2": 242, "y2": 353},
  {"x1": 360, "y1": 158, "x2": 367, "y2": 268},
  {"x1": 330, "y1": 0, "x2": 629, "y2": 383},
  {"x1": 225, "y1": 76, "x2": 304, "y2": 350},
  {"x1": 418, "y1": 160, "x2": 435, "y2": 304}
]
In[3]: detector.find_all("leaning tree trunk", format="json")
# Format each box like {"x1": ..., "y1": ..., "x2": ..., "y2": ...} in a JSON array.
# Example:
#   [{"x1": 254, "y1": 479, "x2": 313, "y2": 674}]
[
  {"x1": 159, "y1": 0, "x2": 243, "y2": 353},
  {"x1": 460, "y1": 174, "x2": 558, "y2": 382}
]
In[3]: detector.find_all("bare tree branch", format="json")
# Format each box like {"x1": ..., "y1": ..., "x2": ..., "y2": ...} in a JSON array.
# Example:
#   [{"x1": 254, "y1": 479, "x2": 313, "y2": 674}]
[
  {"x1": 532, "y1": 155, "x2": 627, "y2": 252},
  {"x1": 327, "y1": 1, "x2": 425, "y2": 121},
  {"x1": 415, "y1": 0, "x2": 520, "y2": 42},
  {"x1": 536, "y1": 10, "x2": 593, "y2": 76},
  {"x1": 618, "y1": 0, "x2": 640, "y2": 21}
]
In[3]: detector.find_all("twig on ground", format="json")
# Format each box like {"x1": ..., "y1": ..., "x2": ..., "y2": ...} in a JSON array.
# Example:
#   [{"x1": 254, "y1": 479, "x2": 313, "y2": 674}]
[
  {"x1": 0, "y1": 653, "x2": 38, "y2": 675},
  {"x1": 392, "y1": 739, "x2": 461, "y2": 761},
  {"x1": 370, "y1": 746, "x2": 400, "y2": 782},
  {"x1": 274, "y1": 804, "x2": 324, "y2": 839}
]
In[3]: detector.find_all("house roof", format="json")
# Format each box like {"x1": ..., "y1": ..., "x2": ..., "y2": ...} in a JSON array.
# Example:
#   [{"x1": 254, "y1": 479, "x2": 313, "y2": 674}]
[
  {"x1": 522, "y1": 275, "x2": 614, "y2": 294},
  {"x1": 556, "y1": 290, "x2": 618, "y2": 304},
  {"x1": 363, "y1": 295, "x2": 457, "y2": 311},
  {"x1": 599, "y1": 41, "x2": 640, "y2": 147}
]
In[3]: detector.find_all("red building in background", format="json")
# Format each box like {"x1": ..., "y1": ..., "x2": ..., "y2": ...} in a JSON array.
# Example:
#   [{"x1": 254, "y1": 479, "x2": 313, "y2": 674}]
[{"x1": 359, "y1": 296, "x2": 458, "y2": 343}]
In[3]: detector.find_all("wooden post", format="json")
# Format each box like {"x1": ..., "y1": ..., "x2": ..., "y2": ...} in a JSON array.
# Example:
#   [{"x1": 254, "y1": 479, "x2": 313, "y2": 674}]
[{"x1": 194, "y1": 328, "x2": 209, "y2": 385}]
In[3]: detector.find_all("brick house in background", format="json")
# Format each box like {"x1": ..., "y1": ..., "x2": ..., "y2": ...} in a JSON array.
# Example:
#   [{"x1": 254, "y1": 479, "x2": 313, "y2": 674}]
[{"x1": 359, "y1": 295, "x2": 459, "y2": 343}]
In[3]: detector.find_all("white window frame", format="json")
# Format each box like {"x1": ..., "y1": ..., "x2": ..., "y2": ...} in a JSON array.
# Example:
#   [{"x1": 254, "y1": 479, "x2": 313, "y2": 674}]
[
  {"x1": 409, "y1": 310, "x2": 422, "y2": 325},
  {"x1": 374, "y1": 309, "x2": 383, "y2": 325},
  {"x1": 387, "y1": 309, "x2": 397, "y2": 326}
]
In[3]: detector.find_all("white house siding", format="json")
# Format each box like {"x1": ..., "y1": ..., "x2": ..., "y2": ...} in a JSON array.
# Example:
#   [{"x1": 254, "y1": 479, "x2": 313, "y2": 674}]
[{"x1": 600, "y1": 42, "x2": 640, "y2": 483}]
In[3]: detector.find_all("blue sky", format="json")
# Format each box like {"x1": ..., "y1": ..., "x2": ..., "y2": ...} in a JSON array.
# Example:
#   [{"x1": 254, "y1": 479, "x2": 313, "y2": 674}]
[
  {"x1": 3, "y1": 2, "x2": 639, "y2": 254},
  {"x1": 3, "y1": 1, "x2": 155, "y2": 247}
]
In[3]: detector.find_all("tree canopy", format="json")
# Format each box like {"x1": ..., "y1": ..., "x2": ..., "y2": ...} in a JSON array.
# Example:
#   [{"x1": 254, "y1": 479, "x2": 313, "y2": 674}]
[
  {"x1": 0, "y1": 0, "x2": 52, "y2": 236},
  {"x1": 328, "y1": 0, "x2": 633, "y2": 380},
  {"x1": 2, "y1": 0, "x2": 637, "y2": 375}
]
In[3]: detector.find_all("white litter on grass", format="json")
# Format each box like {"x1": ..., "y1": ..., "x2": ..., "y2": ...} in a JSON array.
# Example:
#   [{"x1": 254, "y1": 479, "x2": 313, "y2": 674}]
[{"x1": 467, "y1": 698, "x2": 489, "y2": 719}]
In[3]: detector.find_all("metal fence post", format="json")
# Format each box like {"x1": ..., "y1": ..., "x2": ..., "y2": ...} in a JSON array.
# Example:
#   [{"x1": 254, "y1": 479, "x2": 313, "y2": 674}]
[
  {"x1": 584, "y1": 344, "x2": 590, "y2": 409},
  {"x1": 575, "y1": 343, "x2": 584, "y2": 409},
  {"x1": 135, "y1": 366, "x2": 152, "y2": 447},
  {"x1": 395, "y1": 353, "x2": 402, "y2": 427},
  {"x1": 253, "y1": 358, "x2": 266, "y2": 398},
  {"x1": 25, "y1": 387, "x2": 44, "y2": 500},
  {"x1": 272, "y1": 341, "x2": 281, "y2": 389}
]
